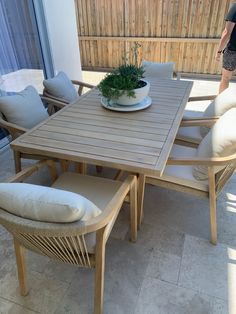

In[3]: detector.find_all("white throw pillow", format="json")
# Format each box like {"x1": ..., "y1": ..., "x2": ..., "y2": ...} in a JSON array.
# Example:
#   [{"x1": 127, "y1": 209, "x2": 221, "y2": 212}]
[
  {"x1": 0, "y1": 183, "x2": 101, "y2": 223},
  {"x1": 200, "y1": 88, "x2": 236, "y2": 137},
  {"x1": 142, "y1": 60, "x2": 174, "y2": 79},
  {"x1": 43, "y1": 71, "x2": 78, "y2": 103},
  {"x1": 193, "y1": 108, "x2": 236, "y2": 180},
  {"x1": 0, "y1": 86, "x2": 48, "y2": 129}
]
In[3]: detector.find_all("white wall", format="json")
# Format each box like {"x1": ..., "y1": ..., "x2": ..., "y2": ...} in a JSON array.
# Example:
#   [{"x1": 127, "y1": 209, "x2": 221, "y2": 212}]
[{"x1": 42, "y1": 0, "x2": 82, "y2": 80}]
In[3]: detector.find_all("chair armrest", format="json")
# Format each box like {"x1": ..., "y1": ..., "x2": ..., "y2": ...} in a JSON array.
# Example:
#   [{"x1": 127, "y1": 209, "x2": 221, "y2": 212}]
[
  {"x1": 40, "y1": 95, "x2": 66, "y2": 109},
  {"x1": 7, "y1": 160, "x2": 57, "y2": 183},
  {"x1": 167, "y1": 153, "x2": 236, "y2": 166},
  {"x1": 173, "y1": 71, "x2": 181, "y2": 80},
  {"x1": 0, "y1": 118, "x2": 27, "y2": 139},
  {"x1": 71, "y1": 80, "x2": 95, "y2": 89},
  {"x1": 83, "y1": 175, "x2": 137, "y2": 233},
  {"x1": 40, "y1": 95, "x2": 66, "y2": 116},
  {"x1": 188, "y1": 95, "x2": 216, "y2": 102},
  {"x1": 180, "y1": 118, "x2": 217, "y2": 127},
  {"x1": 72, "y1": 80, "x2": 95, "y2": 96}
]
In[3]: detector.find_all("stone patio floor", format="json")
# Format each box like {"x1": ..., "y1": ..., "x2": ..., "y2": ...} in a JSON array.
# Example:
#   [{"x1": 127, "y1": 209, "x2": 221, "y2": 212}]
[{"x1": 0, "y1": 74, "x2": 236, "y2": 313}]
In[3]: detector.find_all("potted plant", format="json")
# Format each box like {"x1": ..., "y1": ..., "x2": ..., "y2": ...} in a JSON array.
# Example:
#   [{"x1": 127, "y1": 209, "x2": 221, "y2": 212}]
[{"x1": 98, "y1": 43, "x2": 150, "y2": 106}]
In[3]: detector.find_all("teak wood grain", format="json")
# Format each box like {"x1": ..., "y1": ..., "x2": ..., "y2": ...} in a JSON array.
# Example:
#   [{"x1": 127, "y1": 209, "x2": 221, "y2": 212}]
[{"x1": 11, "y1": 78, "x2": 193, "y2": 177}]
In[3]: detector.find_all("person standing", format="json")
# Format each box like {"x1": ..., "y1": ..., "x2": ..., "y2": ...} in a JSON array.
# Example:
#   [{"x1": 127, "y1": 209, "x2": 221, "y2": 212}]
[{"x1": 216, "y1": 2, "x2": 236, "y2": 93}]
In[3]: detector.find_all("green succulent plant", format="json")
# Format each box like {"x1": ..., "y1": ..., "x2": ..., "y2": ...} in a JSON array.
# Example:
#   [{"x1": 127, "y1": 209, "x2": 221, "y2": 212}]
[
  {"x1": 98, "y1": 64, "x2": 145, "y2": 100},
  {"x1": 98, "y1": 42, "x2": 145, "y2": 100}
]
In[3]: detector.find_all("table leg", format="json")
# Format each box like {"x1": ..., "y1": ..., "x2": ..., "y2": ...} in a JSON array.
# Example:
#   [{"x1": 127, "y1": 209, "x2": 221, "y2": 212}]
[
  {"x1": 75, "y1": 162, "x2": 87, "y2": 174},
  {"x1": 60, "y1": 160, "x2": 70, "y2": 172},
  {"x1": 137, "y1": 174, "x2": 146, "y2": 228},
  {"x1": 14, "y1": 151, "x2": 21, "y2": 173}
]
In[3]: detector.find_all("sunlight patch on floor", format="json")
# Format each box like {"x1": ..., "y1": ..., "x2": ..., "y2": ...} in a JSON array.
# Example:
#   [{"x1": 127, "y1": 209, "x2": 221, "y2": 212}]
[{"x1": 228, "y1": 247, "x2": 236, "y2": 314}]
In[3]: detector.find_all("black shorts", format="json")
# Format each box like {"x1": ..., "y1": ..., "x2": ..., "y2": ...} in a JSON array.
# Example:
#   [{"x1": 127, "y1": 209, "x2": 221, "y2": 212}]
[{"x1": 223, "y1": 47, "x2": 236, "y2": 71}]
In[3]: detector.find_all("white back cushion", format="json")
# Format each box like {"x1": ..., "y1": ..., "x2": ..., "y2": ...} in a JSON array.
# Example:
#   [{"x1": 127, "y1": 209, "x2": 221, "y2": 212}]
[
  {"x1": 193, "y1": 108, "x2": 236, "y2": 180},
  {"x1": 0, "y1": 86, "x2": 48, "y2": 129},
  {"x1": 142, "y1": 60, "x2": 174, "y2": 79},
  {"x1": 200, "y1": 88, "x2": 236, "y2": 137},
  {"x1": 43, "y1": 71, "x2": 78, "y2": 103},
  {"x1": 0, "y1": 183, "x2": 101, "y2": 223}
]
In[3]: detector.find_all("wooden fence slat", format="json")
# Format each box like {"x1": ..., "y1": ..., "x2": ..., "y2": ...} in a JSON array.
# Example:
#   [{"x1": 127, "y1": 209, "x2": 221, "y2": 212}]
[{"x1": 76, "y1": 0, "x2": 233, "y2": 75}]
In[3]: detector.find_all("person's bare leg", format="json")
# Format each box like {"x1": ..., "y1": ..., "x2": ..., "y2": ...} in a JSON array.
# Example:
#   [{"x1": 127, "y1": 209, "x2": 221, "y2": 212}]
[{"x1": 219, "y1": 68, "x2": 233, "y2": 93}]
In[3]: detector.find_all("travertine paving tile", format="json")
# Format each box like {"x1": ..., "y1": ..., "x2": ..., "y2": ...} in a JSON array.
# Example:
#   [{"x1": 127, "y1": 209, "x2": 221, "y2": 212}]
[
  {"x1": 27, "y1": 252, "x2": 79, "y2": 284},
  {"x1": 110, "y1": 204, "x2": 130, "y2": 241},
  {"x1": 179, "y1": 235, "x2": 233, "y2": 301},
  {"x1": 0, "y1": 270, "x2": 69, "y2": 314},
  {"x1": 54, "y1": 238, "x2": 150, "y2": 314},
  {"x1": 135, "y1": 277, "x2": 227, "y2": 314},
  {"x1": 143, "y1": 184, "x2": 210, "y2": 241},
  {"x1": 217, "y1": 179, "x2": 236, "y2": 247},
  {"x1": 136, "y1": 222, "x2": 185, "y2": 257},
  {"x1": 145, "y1": 249, "x2": 181, "y2": 284},
  {"x1": 53, "y1": 268, "x2": 94, "y2": 314},
  {"x1": 0, "y1": 297, "x2": 39, "y2": 314}
]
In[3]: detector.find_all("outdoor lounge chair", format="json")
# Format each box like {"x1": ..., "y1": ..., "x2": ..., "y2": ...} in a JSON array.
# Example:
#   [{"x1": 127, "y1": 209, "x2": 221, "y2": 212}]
[
  {"x1": 143, "y1": 108, "x2": 236, "y2": 245},
  {"x1": 0, "y1": 159, "x2": 137, "y2": 314},
  {"x1": 177, "y1": 87, "x2": 236, "y2": 145},
  {"x1": 0, "y1": 85, "x2": 66, "y2": 172}
]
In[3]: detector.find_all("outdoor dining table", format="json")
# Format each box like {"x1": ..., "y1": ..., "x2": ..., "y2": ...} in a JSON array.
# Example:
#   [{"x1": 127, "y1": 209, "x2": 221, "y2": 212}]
[{"x1": 11, "y1": 77, "x2": 193, "y2": 222}]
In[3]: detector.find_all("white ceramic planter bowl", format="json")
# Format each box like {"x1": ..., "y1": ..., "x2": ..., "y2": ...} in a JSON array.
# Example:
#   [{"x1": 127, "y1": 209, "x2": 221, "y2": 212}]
[{"x1": 113, "y1": 79, "x2": 150, "y2": 106}]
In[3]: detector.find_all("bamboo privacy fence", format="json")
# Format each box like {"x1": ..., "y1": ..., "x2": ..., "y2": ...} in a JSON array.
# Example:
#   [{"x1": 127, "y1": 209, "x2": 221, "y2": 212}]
[{"x1": 75, "y1": 0, "x2": 235, "y2": 75}]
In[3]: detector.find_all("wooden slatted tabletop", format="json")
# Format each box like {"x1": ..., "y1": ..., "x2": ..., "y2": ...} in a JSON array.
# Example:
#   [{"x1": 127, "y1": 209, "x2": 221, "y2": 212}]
[{"x1": 11, "y1": 78, "x2": 193, "y2": 177}]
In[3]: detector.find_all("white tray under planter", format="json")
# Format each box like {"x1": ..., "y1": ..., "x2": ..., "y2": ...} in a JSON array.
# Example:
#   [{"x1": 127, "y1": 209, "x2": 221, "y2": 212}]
[
  {"x1": 101, "y1": 96, "x2": 152, "y2": 112},
  {"x1": 112, "y1": 79, "x2": 150, "y2": 106}
]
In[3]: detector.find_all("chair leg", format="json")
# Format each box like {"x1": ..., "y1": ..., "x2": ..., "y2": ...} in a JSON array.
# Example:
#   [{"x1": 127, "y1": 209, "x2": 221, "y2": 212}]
[
  {"x1": 60, "y1": 160, "x2": 70, "y2": 172},
  {"x1": 114, "y1": 170, "x2": 124, "y2": 181},
  {"x1": 94, "y1": 228, "x2": 106, "y2": 314},
  {"x1": 208, "y1": 167, "x2": 217, "y2": 245},
  {"x1": 75, "y1": 162, "x2": 87, "y2": 174},
  {"x1": 130, "y1": 176, "x2": 137, "y2": 242},
  {"x1": 137, "y1": 174, "x2": 146, "y2": 229},
  {"x1": 14, "y1": 151, "x2": 21, "y2": 173},
  {"x1": 13, "y1": 238, "x2": 28, "y2": 296}
]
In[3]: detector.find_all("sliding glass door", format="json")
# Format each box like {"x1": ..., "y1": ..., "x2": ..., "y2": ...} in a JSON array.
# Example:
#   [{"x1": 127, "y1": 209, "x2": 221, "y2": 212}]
[{"x1": 0, "y1": 0, "x2": 53, "y2": 148}]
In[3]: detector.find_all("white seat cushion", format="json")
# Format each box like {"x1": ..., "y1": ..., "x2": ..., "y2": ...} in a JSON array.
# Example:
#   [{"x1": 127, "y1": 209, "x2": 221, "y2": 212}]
[
  {"x1": 43, "y1": 71, "x2": 79, "y2": 103},
  {"x1": 200, "y1": 87, "x2": 236, "y2": 137},
  {"x1": 176, "y1": 126, "x2": 203, "y2": 144},
  {"x1": 193, "y1": 108, "x2": 236, "y2": 180},
  {"x1": 52, "y1": 172, "x2": 123, "y2": 209},
  {"x1": 142, "y1": 61, "x2": 174, "y2": 79},
  {"x1": 182, "y1": 109, "x2": 204, "y2": 120},
  {"x1": 182, "y1": 98, "x2": 211, "y2": 121},
  {"x1": 151, "y1": 144, "x2": 208, "y2": 191},
  {"x1": 203, "y1": 87, "x2": 236, "y2": 117},
  {"x1": 0, "y1": 183, "x2": 101, "y2": 223},
  {"x1": 0, "y1": 86, "x2": 48, "y2": 129},
  {"x1": 52, "y1": 172, "x2": 124, "y2": 253}
]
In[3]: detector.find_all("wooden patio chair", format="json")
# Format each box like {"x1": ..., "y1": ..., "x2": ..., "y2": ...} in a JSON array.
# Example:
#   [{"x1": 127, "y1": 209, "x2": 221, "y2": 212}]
[
  {"x1": 0, "y1": 86, "x2": 66, "y2": 173},
  {"x1": 0, "y1": 160, "x2": 137, "y2": 314},
  {"x1": 177, "y1": 87, "x2": 236, "y2": 145},
  {"x1": 143, "y1": 108, "x2": 236, "y2": 245},
  {"x1": 142, "y1": 60, "x2": 181, "y2": 80},
  {"x1": 43, "y1": 71, "x2": 95, "y2": 111}
]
